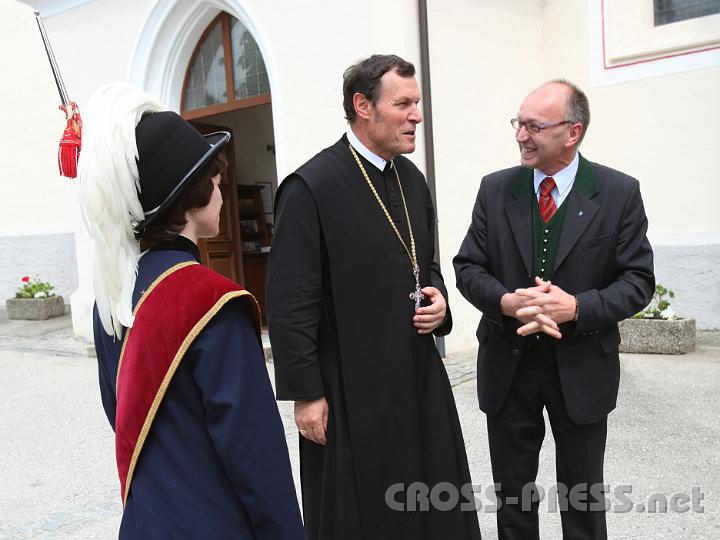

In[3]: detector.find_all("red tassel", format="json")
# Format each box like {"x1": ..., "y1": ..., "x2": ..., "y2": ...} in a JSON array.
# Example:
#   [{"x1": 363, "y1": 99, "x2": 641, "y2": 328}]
[{"x1": 58, "y1": 102, "x2": 82, "y2": 179}]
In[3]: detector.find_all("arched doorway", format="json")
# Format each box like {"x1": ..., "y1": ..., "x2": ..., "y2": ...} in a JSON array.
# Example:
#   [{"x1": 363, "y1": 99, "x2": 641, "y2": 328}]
[{"x1": 181, "y1": 11, "x2": 276, "y2": 323}]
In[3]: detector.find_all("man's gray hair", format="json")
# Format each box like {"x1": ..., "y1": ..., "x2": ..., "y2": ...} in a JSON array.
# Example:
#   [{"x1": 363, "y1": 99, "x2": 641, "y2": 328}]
[{"x1": 550, "y1": 78, "x2": 590, "y2": 143}]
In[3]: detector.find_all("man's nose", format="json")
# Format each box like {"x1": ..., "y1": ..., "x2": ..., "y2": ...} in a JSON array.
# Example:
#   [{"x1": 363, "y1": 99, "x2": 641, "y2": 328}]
[
  {"x1": 409, "y1": 103, "x2": 423, "y2": 124},
  {"x1": 515, "y1": 124, "x2": 529, "y2": 142}
]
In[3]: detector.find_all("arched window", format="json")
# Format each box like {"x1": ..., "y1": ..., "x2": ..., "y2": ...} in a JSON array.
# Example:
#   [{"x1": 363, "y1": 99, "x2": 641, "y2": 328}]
[{"x1": 182, "y1": 12, "x2": 270, "y2": 118}]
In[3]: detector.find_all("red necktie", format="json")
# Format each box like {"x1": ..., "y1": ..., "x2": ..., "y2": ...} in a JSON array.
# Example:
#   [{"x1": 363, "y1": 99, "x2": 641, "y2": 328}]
[{"x1": 539, "y1": 177, "x2": 557, "y2": 223}]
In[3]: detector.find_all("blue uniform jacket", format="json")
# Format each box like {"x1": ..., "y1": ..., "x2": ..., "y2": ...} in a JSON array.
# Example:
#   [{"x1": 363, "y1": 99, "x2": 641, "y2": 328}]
[{"x1": 94, "y1": 240, "x2": 304, "y2": 539}]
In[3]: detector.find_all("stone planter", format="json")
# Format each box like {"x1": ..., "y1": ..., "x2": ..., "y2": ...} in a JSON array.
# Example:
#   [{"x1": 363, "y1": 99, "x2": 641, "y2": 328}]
[
  {"x1": 619, "y1": 317, "x2": 695, "y2": 354},
  {"x1": 6, "y1": 296, "x2": 66, "y2": 321}
]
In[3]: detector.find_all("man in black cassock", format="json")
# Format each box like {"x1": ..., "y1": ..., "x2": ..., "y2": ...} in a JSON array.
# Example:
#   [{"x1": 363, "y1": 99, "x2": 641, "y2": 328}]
[{"x1": 267, "y1": 55, "x2": 482, "y2": 540}]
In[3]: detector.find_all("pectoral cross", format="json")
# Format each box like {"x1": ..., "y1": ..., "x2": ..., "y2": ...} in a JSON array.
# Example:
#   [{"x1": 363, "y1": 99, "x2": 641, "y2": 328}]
[{"x1": 409, "y1": 264, "x2": 425, "y2": 309}]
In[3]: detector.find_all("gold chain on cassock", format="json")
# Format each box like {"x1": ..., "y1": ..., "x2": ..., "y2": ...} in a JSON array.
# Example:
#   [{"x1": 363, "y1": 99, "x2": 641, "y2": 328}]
[{"x1": 348, "y1": 143, "x2": 425, "y2": 308}]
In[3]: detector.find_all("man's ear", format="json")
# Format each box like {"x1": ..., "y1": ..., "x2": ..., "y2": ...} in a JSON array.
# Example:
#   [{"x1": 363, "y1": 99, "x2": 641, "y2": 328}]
[
  {"x1": 566, "y1": 123, "x2": 583, "y2": 147},
  {"x1": 353, "y1": 92, "x2": 372, "y2": 121}
]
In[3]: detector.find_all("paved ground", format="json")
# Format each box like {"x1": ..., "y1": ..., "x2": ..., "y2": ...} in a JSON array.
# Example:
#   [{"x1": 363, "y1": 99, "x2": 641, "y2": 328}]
[{"x1": 1, "y1": 311, "x2": 718, "y2": 539}]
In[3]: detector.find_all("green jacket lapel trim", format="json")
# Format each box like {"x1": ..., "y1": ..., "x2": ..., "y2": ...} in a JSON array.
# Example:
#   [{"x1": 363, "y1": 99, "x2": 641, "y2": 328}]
[
  {"x1": 573, "y1": 154, "x2": 598, "y2": 199},
  {"x1": 510, "y1": 167, "x2": 533, "y2": 200}
]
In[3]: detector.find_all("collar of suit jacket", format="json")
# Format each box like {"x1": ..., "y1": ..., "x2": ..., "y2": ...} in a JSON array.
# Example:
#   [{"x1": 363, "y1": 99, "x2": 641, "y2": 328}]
[{"x1": 511, "y1": 153, "x2": 598, "y2": 200}]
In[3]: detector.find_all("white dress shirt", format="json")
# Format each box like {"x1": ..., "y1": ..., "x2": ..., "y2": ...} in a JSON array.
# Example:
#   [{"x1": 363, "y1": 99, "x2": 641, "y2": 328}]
[{"x1": 533, "y1": 152, "x2": 580, "y2": 208}]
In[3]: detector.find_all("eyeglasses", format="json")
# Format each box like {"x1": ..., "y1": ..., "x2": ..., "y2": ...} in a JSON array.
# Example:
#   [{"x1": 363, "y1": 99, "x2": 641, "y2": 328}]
[{"x1": 510, "y1": 118, "x2": 571, "y2": 134}]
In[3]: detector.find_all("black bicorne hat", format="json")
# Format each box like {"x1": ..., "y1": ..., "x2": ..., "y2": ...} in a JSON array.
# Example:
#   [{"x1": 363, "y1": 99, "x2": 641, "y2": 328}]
[{"x1": 134, "y1": 111, "x2": 230, "y2": 231}]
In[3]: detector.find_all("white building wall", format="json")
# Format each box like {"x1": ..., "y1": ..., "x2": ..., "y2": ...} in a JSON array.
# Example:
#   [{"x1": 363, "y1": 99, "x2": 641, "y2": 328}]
[
  {"x1": 542, "y1": 0, "x2": 720, "y2": 329},
  {"x1": 543, "y1": 0, "x2": 720, "y2": 237},
  {"x1": 428, "y1": 0, "x2": 546, "y2": 352},
  {"x1": 7, "y1": 0, "x2": 429, "y2": 337},
  {"x1": 225, "y1": 0, "x2": 428, "y2": 176},
  {"x1": 4, "y1": 0, "x2": 718, "y2": 343},
  {"x1": 1, "y1": 2, "x2": 78, "y2": 236},
  {"x1": 432, "y1": 0, "x2": 720, "y2": 353},
  {"x1": 0, "y1": 1, "x2": 81, "y2": 302}
]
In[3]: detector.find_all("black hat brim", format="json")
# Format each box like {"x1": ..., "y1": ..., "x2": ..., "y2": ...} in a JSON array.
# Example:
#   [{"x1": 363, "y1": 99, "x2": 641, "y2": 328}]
[{"x1": 136, "y1": 131, "x2": 230, "y2": 232}]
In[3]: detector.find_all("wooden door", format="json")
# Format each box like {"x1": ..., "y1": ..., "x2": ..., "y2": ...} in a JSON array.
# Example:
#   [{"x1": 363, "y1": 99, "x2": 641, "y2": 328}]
[{"x1": 189, "y1": 121, "x2": 244, "y2": 284}]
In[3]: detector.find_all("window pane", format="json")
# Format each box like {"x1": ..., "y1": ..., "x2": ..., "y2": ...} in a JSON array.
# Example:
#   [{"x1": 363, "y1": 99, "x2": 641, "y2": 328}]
[
  {"x1": 654, "y1": 0, "x2": 720, "y2": 26},
  {"x1": 230, "y1": 17, "x2": 270, "y2": 100},
  {"x1": 183, "y1": 21, "x2": 227, "y2": 111}
]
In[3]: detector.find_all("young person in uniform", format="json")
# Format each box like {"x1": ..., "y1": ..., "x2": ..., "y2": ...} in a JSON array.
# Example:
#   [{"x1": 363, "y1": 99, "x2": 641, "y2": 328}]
[{"x1": 79, "y1": 83, "x2": 304, "y2": 540}]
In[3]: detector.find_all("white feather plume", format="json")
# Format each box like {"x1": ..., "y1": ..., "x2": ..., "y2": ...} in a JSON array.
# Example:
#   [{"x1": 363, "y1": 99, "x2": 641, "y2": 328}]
[{"x1": 77, "y1": 83, "x2": 165, "y2": 339}]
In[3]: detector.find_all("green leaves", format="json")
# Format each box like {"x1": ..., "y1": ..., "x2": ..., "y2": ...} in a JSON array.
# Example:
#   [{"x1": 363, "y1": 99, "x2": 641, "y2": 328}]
[
  {"x1": 15, "y1": 276, "x2": 55, "y2": 299},
  {"x1": 635, "y1": 284, "x2": 676, "y2": 320}
]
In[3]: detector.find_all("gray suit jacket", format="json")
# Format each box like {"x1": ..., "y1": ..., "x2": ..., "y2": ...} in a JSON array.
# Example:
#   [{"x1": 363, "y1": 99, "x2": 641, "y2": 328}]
[{"x1": 454, "y1": 155, "x2": 655, "y2": 425}]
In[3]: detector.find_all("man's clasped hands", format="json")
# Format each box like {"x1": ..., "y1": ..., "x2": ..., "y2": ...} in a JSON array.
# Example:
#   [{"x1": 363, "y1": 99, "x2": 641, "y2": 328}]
[{"x1": 500, "y1": 277, "x2": 578, "y2": 339}]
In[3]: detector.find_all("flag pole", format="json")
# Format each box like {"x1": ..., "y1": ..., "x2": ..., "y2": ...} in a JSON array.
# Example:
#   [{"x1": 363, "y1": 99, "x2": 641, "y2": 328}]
[
  {"x1": 34, "y1": 11, "x2": 70, "y2": 107},
  {"x1": 34, "y1": 10, "x2": 82, "y2": 179}
]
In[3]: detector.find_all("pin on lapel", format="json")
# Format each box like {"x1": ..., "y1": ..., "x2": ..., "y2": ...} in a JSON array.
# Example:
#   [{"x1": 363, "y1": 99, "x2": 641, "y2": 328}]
[{"x1": 578, "y1": 211, "x2": 584, "y2": 217}]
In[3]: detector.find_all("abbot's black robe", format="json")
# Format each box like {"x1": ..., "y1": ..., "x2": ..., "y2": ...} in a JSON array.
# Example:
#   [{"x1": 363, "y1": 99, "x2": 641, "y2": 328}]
[{"x1": 267, "y1": 136, "x2": 481, "y2": 540}]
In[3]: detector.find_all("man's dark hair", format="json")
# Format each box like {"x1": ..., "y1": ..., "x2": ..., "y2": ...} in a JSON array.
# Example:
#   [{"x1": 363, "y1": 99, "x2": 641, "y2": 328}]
[
  {"x1": 550, "y1": 78, "x2": 591, "y2": 143},
  {"x1": 138, "y1": 152, "x2": 228, "y2": 250},
  {"x1": 343, "y1": 54, "x2": 415, "y2": 123}
]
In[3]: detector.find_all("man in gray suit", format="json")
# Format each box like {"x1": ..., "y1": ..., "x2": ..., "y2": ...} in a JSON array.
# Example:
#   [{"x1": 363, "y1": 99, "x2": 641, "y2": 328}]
[{"x1": 454, "y1": 80, "x2": 654, "y2": 539}]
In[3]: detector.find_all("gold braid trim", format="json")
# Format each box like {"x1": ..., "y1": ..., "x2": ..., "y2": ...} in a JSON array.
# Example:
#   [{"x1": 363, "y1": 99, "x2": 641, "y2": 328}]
[
  {"x1": 123, "y1": 289, "x2": 255, "y2": 506},
  {"x1": 115, "y1": 261, "x2": 198, "y2": 393}
]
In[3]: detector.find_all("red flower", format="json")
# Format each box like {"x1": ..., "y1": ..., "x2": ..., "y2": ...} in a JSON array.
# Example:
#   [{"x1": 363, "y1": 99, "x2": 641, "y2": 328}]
[{"x1": 21, "y1": 276, "x2": 30, "y2": 283}]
